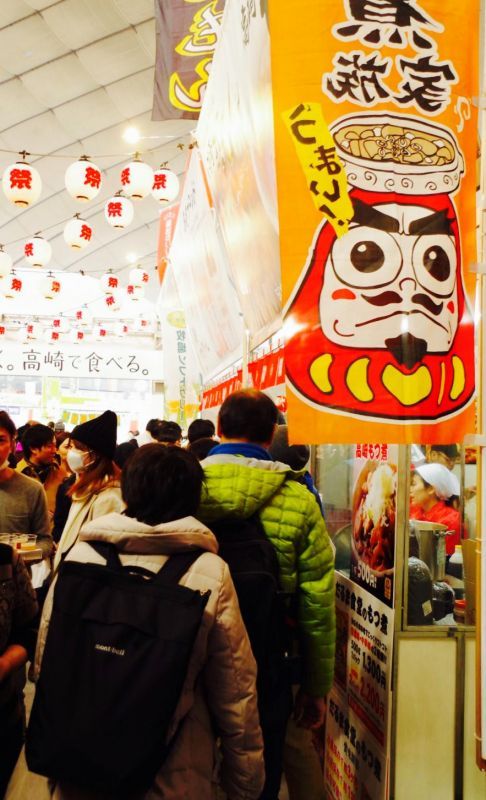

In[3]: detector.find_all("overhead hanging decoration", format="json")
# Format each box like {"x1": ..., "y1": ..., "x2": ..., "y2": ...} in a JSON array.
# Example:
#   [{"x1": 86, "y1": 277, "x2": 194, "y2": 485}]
[
  {"x1": 41, "y1": 273, "x2": 62, "y2": 300},
  {"x1": 114, "y1": 322, "x2": 128, "y2": 337},
  {"x1": 120, "y1": 155, "x2": 154, "y2": 200},
  {"x1": 152, "y1": 166, "x2": 180, "y2": 204},
  {"x1": 24, "y1": 235, "x2": 52, "y2": 267},
  {"x1": 63, "y1": 215, "x2": 92, "y2": 249},
  {"x1": 24, "y1": 322, "x2": 41, "y2": 341},
  {"x1": 104, "y1": 193, "x2": 134, "y2": 229},
  {"x1": 65, "y1": 157, "x2": 102, "y2": 201},
  {"x1": 95, "y1": 324, "x2": 108, "y2": 341},
  {"x1": 73, "y1": 307, "x2": 92, "y2": 327},
  {"x1": 127, "y1": 284, "x2": 145, "y2": 301},
  {"x1": 1, "y1": 271, "x2": 23, "y2": 299},
  {"x1": 100, "y1": 270, "x2": 119, "y2": 293},
  {"x1": 0, "y1": 246, "x2": 13, "y2": 279},
  {"x1": 2, "y1": 154, "x2": 42, "y2": 207},
  {"x1": 45, "y1": 329, "x2": 61, "y2": 344},
  {"x1": 68, "y1": 328, "x2": 85, "y2": 344},
  {"x1": 52, "y1": 316, "x2": 70, "y2": 333},
  {"x1": 129, "y1": 266, "x2": 149, "y2": 287},
  {"x1": 105, "y1": 291, "x2": 121, "y2": 312}
]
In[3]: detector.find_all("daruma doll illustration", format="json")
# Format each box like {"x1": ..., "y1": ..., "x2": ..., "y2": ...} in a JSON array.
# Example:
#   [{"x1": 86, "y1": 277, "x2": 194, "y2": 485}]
[{"x1": 285, "y1": 113, "x2": 475, "y2": 423}]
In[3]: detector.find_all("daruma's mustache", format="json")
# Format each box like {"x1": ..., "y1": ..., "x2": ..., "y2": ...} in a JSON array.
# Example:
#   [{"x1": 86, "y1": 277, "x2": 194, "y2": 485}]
[
  {"x1": 411, "y1": 294, "x2": 444, "y2": 315},
  {"x1": 363, "y1": 291, "x2": 402, "y2": 306}
]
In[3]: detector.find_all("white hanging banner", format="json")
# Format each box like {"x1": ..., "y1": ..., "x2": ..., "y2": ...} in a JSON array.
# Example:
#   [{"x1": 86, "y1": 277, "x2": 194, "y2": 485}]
[{"x1": 0, "y1": 342, "x2": 163, "y2": 380}]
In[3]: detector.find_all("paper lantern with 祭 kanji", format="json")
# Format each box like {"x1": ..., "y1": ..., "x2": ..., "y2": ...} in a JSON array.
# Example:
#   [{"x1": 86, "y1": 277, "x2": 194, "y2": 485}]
[
  {"x1": 2, "y1": 161, "x2": 41, "y2": 207},
  {"x1": 152, "y1": 168, "x2": 179, "y2": 204},
  {"x1": 100, "y1": 271, "x2": 119, "y2": 293},
  {"x1": 45, "y1": 329, "x2": 61, "y2": 344},
  {"x1": 68, "y1": 328, "x2": 85, "y2": 344},
  {"x1": 24, "y1": 236, "x2": 52, "y2": 267},
  {"x1": 0, "y1": 247, "x2": 12, "y2": 280},
  {"x1": 51, "y1": 316, "x2": 70, "y2": 333},
  {"x1": 114, "y1": 322, "x2": 128, "y2": 337},
  {"x1": 104, "y1": 196, "x2": 134, "y2": 229},
  {"x1": 105, "y1": 291, "x2": 120, "y2": 312},
  {"x1": 24, "y1": 322, "x2": 41, "y2": 341},
  {"x1": 0, "y1": 325, "x2": 6, "y2": 337},
  {"x1": 73, "y1": 307, "x2": 92, "y2": 327},
  {"x1": 65, "y1": 158, "x2": 102, "y2": 202},
  {"x1": 1, "y1": 272, "x2": 23, "y2": 299},
  {"x1": 95, "y1": 325, "x2": 108, "y2": 341},
  {"x1": 133, "y1": 316, "x2": 152, "y2": 332},
  {"x1": 42, "y1": 275, "x2": 62, "y2": 300},
  {"x1": 64, "y1": 217, "x2": 92, "y2": 250},
  {"x1": 126, "y1": 284, "x2": 145, "y2": 301},
  {"x1": 129, "y1": 267, "x2": 149, "y2": 287},
  {"x1": 120, "y1": 159, "x2": 153, "y2": 200}
]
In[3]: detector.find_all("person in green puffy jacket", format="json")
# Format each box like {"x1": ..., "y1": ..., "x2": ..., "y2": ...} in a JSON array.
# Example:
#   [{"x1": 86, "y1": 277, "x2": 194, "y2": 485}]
[{"x1": 197, "y1": 389, "x2": 336, "y2": 800}]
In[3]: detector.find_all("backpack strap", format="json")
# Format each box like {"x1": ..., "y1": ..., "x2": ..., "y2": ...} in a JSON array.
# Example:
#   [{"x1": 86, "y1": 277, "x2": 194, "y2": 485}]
[{"x1": 89, "y1": 541, "x2": 203, "y2": 586}]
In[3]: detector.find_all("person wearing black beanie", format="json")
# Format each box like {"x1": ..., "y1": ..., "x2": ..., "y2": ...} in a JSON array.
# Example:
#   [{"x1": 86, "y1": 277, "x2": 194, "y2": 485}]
[{"x1": 52, "y1": 411, "x2": 123, "y2": 573}]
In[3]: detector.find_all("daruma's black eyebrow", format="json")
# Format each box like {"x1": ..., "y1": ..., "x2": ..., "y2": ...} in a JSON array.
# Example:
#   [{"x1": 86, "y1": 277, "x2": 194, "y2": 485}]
[
  {"x1": 351, "y1": 199, "x2": 400, "y2": 233},
  {"x1": 408, "y1": 209, "x2": 453, "y2": 236}
]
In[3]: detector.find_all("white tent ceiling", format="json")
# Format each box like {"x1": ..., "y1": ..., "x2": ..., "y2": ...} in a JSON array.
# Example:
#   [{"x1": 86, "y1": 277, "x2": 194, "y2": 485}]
[{"x1": 0, "y1": 0, "x2": 193, "y2": 310}]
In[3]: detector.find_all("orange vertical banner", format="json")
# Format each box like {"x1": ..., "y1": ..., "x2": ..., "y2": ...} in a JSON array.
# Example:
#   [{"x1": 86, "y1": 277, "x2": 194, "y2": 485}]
[{"x1": 270, "y1": 0, "x2": 479, "y2": 444}]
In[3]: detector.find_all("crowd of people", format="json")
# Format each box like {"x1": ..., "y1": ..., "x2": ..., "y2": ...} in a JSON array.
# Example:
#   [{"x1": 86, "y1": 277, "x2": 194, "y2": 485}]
[{"x1": 0, "y1": 391, "x2": 336, "y2": 800}]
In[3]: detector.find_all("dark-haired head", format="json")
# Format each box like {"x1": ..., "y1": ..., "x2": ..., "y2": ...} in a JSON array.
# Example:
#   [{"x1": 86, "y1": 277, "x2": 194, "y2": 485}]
[
  {"x1": 122, "y1": 443, "x2": 204, "y2": 525},
  {"x1": 218, "y1": 390, "x2": 278, "y2": 445},
  {"x1": 187, "y1": 418, "x2": 215, "y2": 444},
  {"x1": 187, "y1": 437, "x2": 216, "y2": 461},
  {"x1": 22, "y1": 423, "x2": 55, "y2": 460},
  {"x1": 0, "y1": 410, "x2": 16, "y2": 439}
]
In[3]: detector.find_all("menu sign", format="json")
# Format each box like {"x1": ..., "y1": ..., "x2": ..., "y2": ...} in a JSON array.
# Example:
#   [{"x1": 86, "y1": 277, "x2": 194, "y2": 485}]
[{"x1": 350, "y1": 444, "x2": 398, "y2": 607}]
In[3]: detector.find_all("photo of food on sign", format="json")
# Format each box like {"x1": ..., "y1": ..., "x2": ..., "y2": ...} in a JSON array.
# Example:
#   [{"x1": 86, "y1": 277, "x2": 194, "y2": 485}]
[
  {"x1": 284, "y1": 112, "x2": 475, "y2": 424},
  {"x1": 352, "y1": 460, "x2": 397, "y2": 574}
]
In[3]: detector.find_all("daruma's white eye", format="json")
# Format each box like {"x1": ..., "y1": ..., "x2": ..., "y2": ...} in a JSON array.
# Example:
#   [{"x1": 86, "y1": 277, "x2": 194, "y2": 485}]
[
  {"x1": 331, "y1": 226, "x2": 402, "y2": 289},
  {"x1": 412, "y1": 235, "x2": 456, "y2": 298}
]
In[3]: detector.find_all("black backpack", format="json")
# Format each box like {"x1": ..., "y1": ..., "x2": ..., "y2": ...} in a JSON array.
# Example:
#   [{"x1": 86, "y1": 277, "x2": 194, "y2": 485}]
[
  {"x1": 209, "y1": 514, "x2": 297, "y2": 701},
  {"x1": 26, "y1": 543, "x2": 209, "y2": 796}
]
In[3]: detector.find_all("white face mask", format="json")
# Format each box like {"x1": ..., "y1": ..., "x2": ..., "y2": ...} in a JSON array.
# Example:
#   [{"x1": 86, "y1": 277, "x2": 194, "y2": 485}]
[{"x1": 67, "y1": 448, "x2": 93, "y2": 474}]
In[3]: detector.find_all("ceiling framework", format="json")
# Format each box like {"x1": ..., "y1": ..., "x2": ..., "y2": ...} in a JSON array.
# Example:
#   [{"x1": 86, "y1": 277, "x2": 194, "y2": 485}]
[{"x1": 0, "y1": 0, "x2": 193, "y2": 305}]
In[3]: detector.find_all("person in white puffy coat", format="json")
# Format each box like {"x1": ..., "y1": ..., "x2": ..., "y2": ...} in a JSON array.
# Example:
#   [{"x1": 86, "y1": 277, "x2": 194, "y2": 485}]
[{"x1": 35, "y1": 443, "x2": 264, "y2": 800}]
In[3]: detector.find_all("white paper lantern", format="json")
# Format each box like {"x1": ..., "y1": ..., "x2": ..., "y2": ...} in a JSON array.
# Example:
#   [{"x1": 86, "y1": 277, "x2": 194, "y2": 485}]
[
  {"x1": 68, "y1": 328, "x2": 85, "y2": 344},
  {"x1": 152, "y1": 168, "x2": 180, "y2": 203},
  {"x1": 126, "y1": 284, "x2": 145, "y2": 301},
  {"x1": 42, "y1": 274, "x2": 62, "y2": 300},
  {"x1": 2, "y1": 161, "x2": 41, "y2": 207},
  {"x1": 51, "y1": 316, "x2": 70, "y2": 333},
  {"x1": 133, "y1": 316, "x2": 152, "y2": 332},
  {"x1": 104, "y1": 195, "x2": 134, "y2": 229},
  {"x1": 105, "y1": 291, "x2": 121, "y2": 312},
  {"x1": 45, "y1": 329, "x2": 62, "y2": 344},
  {"x1": 114, "y1": 322, "x2": 128, "y2": 337},
  {"x1": 65, "y1": 158, "x2": 102, "y2": 201},
  {"x1": 24, "y1": 236, "x2": 52, "y2": 267},
  {"x1": 129, "y1": 267, "x2": 149, "y2": 287},
  {"x1": 1, "y1": 272, "x2": 23, "y2": 299},
  {"x1": 0, "y1": 247, "x2": 12, "y2": 279},
  {"x1": 100, "y1": 271, "x2": 119, "y2": 293},
  {"x1": 64, "y1": 217, "x2": 92, "y2": 249},
  {"x1": 24, "y1": 321, "x2": 41, "y2": 341},
  {"x1": 73, "y1": 307, "x2": 92, "y2": 327},
  {"x1": 120, "y1": 158, "x2": 154, "y2": 200},
  {"x1": 0, "y1": 325, "x2": 6, "y2": 336},
  {"x1": 95, "y1": 324, "x2": 108, "y2": 341}
]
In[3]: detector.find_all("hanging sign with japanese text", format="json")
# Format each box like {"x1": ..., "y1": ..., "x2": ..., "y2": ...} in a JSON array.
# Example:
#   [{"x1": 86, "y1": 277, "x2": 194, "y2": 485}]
[
  {"x1": 325, "y1": 574, "x2": 395, "y2": 799},
  {"x1": 152, "y1": 0, "x2": 226, "y2": 120},
  {"x1": 270, "y1": 0, "x2": 479, "y2": 444},
  {"x1": 0, "y1": 343, "x2": 163, "y2": 380}
]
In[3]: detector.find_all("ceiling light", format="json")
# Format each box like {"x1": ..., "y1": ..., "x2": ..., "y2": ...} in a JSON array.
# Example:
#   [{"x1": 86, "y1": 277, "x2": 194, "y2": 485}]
[
  {"x1": 126, "y1": 252, "x2": 137, "y2": 263},
  {"x1": 123, "y1": 127, "x2": 141, "y2": 145}
]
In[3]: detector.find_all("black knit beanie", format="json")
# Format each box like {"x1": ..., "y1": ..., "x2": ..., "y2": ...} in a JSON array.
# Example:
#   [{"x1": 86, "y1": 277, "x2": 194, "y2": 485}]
[{"x1": 70, "y1": 410, "x2": 117, "y2": 460}]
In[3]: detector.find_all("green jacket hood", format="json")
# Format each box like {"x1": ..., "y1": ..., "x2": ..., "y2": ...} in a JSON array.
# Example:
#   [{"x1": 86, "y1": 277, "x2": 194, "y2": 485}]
[{"x1": 200, "y1": 454, "x2": 298, "y2": 520}]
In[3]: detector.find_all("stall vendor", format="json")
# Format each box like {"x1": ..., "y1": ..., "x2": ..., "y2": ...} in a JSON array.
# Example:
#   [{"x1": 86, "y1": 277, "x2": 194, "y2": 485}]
[{"x1": 410, "y1": 463, "x2": 462, "y2": 556}]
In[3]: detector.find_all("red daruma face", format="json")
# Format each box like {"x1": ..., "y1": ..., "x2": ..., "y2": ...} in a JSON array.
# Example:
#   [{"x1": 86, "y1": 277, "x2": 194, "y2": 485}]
[{"x1": 322, "y1": 202, "x2": 459, "y2": 361}]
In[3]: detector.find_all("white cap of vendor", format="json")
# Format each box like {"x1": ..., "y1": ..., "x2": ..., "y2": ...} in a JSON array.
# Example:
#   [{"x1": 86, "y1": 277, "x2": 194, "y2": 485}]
[{"x1": 414, "y1": 463, "x2": 459, "y2": 501}]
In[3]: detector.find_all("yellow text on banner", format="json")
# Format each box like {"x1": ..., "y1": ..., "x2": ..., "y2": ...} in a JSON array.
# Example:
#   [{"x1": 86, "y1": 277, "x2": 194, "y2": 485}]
[{"x1": 283, "y1": 102, "x2": 353, "y2": 237}]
